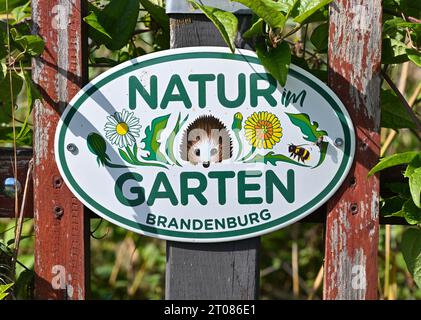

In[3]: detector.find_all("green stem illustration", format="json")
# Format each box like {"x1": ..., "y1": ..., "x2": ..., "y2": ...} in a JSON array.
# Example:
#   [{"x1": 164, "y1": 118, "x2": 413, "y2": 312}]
[
  {"x1": 121, "y1": 145, "x2": 168, "y2": 169},
  {"x1": 241, "y1": 146, "x2": 256, "y2": 162},
  {"x1": 234, "y1": 130, "x2": 243, "y2": 161}
]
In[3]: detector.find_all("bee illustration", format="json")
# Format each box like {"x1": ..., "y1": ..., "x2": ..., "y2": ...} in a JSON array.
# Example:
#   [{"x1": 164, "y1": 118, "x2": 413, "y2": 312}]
[{"x1": 288, "y1": 144, "x2": 311, "y2": 163}]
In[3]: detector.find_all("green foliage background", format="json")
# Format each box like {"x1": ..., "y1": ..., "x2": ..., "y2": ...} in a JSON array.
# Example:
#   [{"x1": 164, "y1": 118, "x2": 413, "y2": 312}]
[{"x1": 0, "y1": 0, "x2": 420, "y2": 300}]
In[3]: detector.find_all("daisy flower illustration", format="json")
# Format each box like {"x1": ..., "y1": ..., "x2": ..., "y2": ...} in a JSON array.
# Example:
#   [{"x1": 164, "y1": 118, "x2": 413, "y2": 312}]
[
  {"x1": 104, "y1": 109, "x2": 141, "y2": 148},
  {"x1": 244, "y1": 111, "x2": 282, "y2": 149}
]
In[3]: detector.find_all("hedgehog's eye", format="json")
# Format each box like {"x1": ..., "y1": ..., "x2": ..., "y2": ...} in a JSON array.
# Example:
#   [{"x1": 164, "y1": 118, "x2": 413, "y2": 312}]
[
  {"x1": 210, "y1": 148, "x2": 218, "y2": 156},
  {"x1": 194, "y1": 149, "x2": 200, "y2": 156}
]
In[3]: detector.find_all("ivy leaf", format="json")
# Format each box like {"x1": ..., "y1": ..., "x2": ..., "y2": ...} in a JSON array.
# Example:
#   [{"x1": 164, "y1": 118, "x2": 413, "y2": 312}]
[
  {"x1": 243, "y1": 18, "x2": 263, "y2": 39},
  {"x1": 0, "y1": 126, "x2": 32, "y2": 146},
  {"x1": 139, "y1": 0, "x2": 169, "y2": 33},
  {"x1": 10, "y1": 28, "x2": 44, "y2": 56},
  {"x1": 404, "y1": 154, "x2": 421, "y2": 208},
  {"x1": 11, "y1": 0, "x2": 30, "y2": 24},
  {"x1": 285, "y1": 112, "x2": 327, "y2": 143},
  {"x1": 189, "y1": 1, "x2": 238, "y2": 53},
  {"x1": 406, "y1": 48, "x2": 421, "y2": 67},
  {"x1": 401, "y1": 200, "x2": 421, "y2": 224},
  {"x1": 256, "y1": 41, "x2": 291, "y2": 87},
  {"x1": 13, "y1": 269, "x2": 33, "y2": 299},
  {"x1": 0, "y1": 0, "x2": 26, "y2": 13},
  {"x1": 401, "y1": 228, "x2": 421, "y2": 288},
  {"x1": 381, "y1": 89, "x2": 416, "y2": 129},
  {"x1": 382, "y1": 38, "x2": 409, "y2": 64},
  {"x1": 385, "y1": 182, "x2": 411, "y2": 198},
  {"x1": 383, "y1": 0, "x2": 421, "y2": 20},
  {"x1": 141, "y1": 114, "x2": 170, "y2": 164},
  {"x1": 381, "y1": 196, "x2": 406, "y2": 216},
  {"x1": 233, "y1": 0, "x2": 287, "y2": 30},
  {"x1": 368, "y1": 151, "x2": 419, "y2": 176},
  {"x1": 383, "y1": 18, "x2": 421, "y2": 38},
  {"x1": 16, "y1": 69, "x2": 40, "y2": 142},
  {"x1": 83, "y1": 11, "x2": 112, "y2": 39},
  {"x1": 310, "y1": 22, "x2": 328, "y2": 53},
  {"x1": 0, "y1": 72, "x2": 23, "y2": 124},
  {"x1": 293, "y1": 0, "x2": 333, "y2": 25},
  {"x1": 86, "y1": 0, "x2": 139, "y2": 51}
]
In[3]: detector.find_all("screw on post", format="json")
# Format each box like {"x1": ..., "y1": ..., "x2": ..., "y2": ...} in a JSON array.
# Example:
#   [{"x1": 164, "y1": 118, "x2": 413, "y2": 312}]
[{"x1": 53, "y1": 205, "x2": 64, "y2": 218}]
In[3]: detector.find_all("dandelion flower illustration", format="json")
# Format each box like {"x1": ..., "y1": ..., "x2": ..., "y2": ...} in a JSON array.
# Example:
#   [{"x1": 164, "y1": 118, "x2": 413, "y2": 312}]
[
  {"x1": 104, "y1": 109, "x2": 141, "y2": 148},
  {"x1": 244, "y1": 111, "x2": 282, "y2": 149}
]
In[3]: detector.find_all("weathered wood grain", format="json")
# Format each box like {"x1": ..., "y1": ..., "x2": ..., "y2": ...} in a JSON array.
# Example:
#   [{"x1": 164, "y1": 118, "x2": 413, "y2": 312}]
[
  {"x1": 166, "y1": 239, "x2": 260, "y2": 299},
  {"x1": 165, "y1": 13, "x2": 260, "y2": 300},
  {"x1": 324, "y1": 0, "x2": 382, "y2": 300},
  {"x1": 31, "y1": 0, "x2": 89, "y2": 299}
]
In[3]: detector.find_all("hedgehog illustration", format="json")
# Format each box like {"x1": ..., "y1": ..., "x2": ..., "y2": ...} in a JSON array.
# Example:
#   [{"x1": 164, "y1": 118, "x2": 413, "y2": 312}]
[{"x1": 180, "y1": 115, "x2": 232, "y2": 168}]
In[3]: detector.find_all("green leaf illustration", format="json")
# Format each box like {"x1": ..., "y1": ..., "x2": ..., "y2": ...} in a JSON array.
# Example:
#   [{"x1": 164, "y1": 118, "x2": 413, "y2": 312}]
[
  {"x1": 87, "y1": 133, "x2": 110, "y2": 166},
  {"x1": 245, "y1": 152, "x2": 310, "y2": 167},
  {"x1": 313, "y1": 141, "x2": 328, "y2": 168},
  {"x1": 286, "y1": 112, "x2": 327, "y2": 143},
  {"x1": 118, "y1": 148, "x2": 132, "y2": 164},
  {"x1": 142, "y1": 114, "x2": 171, "y2": 164},
  {"x1": 166, "y1": 113, "x2": 188, "y2": 166},
  {"x1": 87, "y1": 132, "x2": 130, "y2": 168}
]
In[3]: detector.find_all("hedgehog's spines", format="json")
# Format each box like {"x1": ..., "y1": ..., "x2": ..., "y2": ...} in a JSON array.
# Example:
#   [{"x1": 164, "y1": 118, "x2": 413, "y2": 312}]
[{"x1": 180, "y1": 114, "x2": 233, "y2": 162}]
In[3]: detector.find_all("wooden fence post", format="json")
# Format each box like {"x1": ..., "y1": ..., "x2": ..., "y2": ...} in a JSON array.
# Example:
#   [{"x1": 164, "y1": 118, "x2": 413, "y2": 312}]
[
  {"x1": 165, "y1": 6, "x2": 259, "y2": 300},
  {"x1": 32, "y1": 0, "x2": 89, "y2": 299},
  {"x1": 324, "y1": 0, "x2": 382, "y2": 299}
]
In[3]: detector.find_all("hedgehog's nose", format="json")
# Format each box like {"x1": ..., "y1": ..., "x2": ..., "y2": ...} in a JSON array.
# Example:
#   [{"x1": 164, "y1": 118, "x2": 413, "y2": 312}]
[{"x1": 202, "y1": 161, "x2": 210, "y2": 168}]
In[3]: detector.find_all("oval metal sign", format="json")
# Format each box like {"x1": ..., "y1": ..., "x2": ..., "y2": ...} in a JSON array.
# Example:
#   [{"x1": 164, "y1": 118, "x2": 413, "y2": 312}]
[{"x1": 55, "y1": 47, "x2": 355, "y2": 242}]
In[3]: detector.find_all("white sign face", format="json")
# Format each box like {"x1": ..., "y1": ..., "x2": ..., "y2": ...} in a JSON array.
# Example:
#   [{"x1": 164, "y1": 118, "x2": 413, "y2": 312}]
[{"x1": 55, "y1": 47, "x2": 355, "y2": 243}]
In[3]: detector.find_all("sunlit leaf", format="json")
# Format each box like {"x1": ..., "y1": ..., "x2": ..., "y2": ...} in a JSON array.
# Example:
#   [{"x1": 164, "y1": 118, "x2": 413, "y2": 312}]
[
  {"x1": 83, "y1": 11, "x2": 112, "y2": 39},
  {"x1": 401, "y1": 228, "x2": 421, "y2": 287},
  {"x1": 293, "y1": 0, "x2": 333, "y2": 24},
  {"x1": 256, "y1": 40, "x2": 291, "y2": 86},
  {"x1": 233, "y1": 0, "x2": 287, "y2": 30},
  {"x1": 368, "y1": 151, "x2": 419, "y2": 176},
  {"x1": 86, "y1": 0, "x2": 139, "y2": 51},
  {"x1": 139, "y1": 0, "x2": 169, "y2": 32},
  {"x1": 189, "y1": 1, "x2": 238, "y2": 52},
  {"x1": 381, "y1": 89, "x2": 416, "y2": 129},
  {"x1": 310, "y1": 22, "x2": 328, "y2": 53},
  {"x1": 404, "y1": 154, "x2": 421, "y2": 208},
  {"x1": 243, "y1": 18, "x2": 263, "y2": 39}
]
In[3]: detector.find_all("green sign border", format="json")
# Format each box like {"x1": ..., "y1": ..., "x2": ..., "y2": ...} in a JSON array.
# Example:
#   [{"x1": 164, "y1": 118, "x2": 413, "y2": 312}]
[{"x1": 57, "y1": 51, "x2": 353, "y2": 240}]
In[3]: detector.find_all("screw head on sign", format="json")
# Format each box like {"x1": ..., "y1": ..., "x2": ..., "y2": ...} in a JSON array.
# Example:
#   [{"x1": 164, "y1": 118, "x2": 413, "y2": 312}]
[
  {"x1": 2, "y1": 177, "x2": 22, "y2": 198},
  {"x1": 334, "y1": 138, "x2": 344, "y2": 147},
  {"x1": 66, "y1": 143, "x2": 78, "y2": 155}
]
